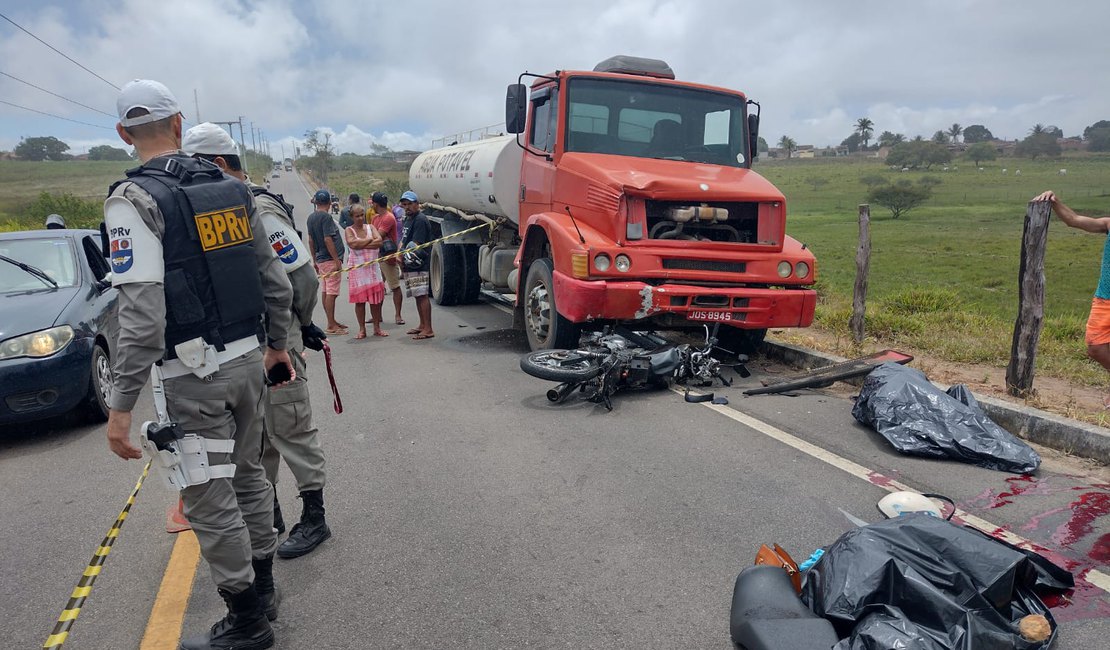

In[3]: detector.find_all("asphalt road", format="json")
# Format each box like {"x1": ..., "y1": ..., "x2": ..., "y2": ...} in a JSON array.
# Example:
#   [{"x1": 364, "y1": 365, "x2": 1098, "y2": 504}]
[{"x1": 2, "y1": 168, "x2": 1107, "y2": 649}]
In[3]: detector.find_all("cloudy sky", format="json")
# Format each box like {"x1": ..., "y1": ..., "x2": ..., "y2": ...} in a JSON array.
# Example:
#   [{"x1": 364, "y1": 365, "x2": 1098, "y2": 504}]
[{"x1": 1, "y1": 0, "x2": 1107, "y2": 156}]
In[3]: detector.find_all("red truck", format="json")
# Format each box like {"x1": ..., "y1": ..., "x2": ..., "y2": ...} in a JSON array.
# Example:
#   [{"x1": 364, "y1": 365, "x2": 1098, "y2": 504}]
[{"x1": 408, "y1": 55, "x2": 816, "y2": 352}]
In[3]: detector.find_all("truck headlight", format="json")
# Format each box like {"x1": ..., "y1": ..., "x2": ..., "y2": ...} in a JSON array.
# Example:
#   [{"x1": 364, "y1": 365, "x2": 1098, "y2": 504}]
[
  {"x1": 0, "y1": 325, "x2": 75, "y2": 360},
  {"x1": 795, "y1": 261, "x2": 810, "y2": 279},
  {"x1": 777, "y1": 261, "x2": 792, "y2": 278},
  {"x1": 594, "y1": 253, "x2": 611, "y2": 272},
  {"x1": 615, "y1": 255, "x2": 631, "y2": 272}
]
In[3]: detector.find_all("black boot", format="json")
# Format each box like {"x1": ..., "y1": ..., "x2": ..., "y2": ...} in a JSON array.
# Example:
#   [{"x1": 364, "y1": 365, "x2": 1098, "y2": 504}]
[
  {"x1": 272, "y1": 493, "x2": 286, "y2": 535},
  {"x1": 252, "y1": 556, "x2": 281, "y2": 621},
  {"x1": 178, "y1": 584, "x2": 274, "y2": 650},
  {"x1": 276, "y1": 489, "x2": 331, "y2": 559}
]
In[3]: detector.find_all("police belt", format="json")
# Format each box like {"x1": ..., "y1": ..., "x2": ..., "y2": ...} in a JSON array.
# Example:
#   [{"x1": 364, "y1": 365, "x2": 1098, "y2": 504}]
[{"x1": 158, "y1": 336, "x2": 259, "y2": 380}]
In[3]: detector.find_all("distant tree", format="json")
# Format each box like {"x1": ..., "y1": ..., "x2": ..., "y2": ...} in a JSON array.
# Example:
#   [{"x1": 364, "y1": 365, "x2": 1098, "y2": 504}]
[
  {"x1": 868, "y1": 180, "x2": 933, "y2": 219},
  {"x1": 778, "y1": 135, "x2": 796, "y2": 158},
  {"x1": 855, "y1": 117, "x2": 874, "y2": 148},
  {"x1": 14, "y1": 136, "x2": 70, "y2": 161},
  {"x1": 922, "y1": 142, "x2": 952, "y2": 168},
  {"x1": 886, "y1": 140, "x2": 951, "y2": 169},
  {"x1": 947, "y1": 123, "x2": 962, "y2": 143},
  {"x1": 1015, "y1": 132, "x2": 1061, "y2": 160},
  {"x1": 757, "y1": 136, "x2": 769, "y2": 153},
  {"x1": 1083, "y1": 120, "x2": 1110, "y2": 140},
  {"x1": 918, "y1": 175, "x2": 943, "y2": 189},
  {"x1": 1086, "y1": 128, "x2": 1110, "y2": 152},
  {"x1": 964, "y1": 142, "x2": 997, "y2": 167},
  {"x1": 1029, "y1": 123, "x2": 1047, "y2": 136},
  {"x1": 876, "y1": 131, "x2": 905, "y2": 148},
  {"x1": 303, "y1": 129, "x2": 335, "y2": 182},
  {"x1": 859, "y1": 174, "x2": 888, "y2": 188},
  {"x1": 804, "y1": 176, "x2": 830, "y2": 192},
  {"x1": 369, "y1": 142, "x2": 391, "y2": 155},
  {"x1": 962, "y1": 124, "x2": 994, "y2": 143},
  {"x1": 932, "y1": 130, "x2": 950, "y2": 144},
  {"x1": 1044, "y1": 125, "x2": 1064, "y2": 139},
  {"x1": 841, "y1": 132, "x2": 863, "y2": 153},
  {"x1": 87, "y1": 145, "x2": 131, "y2": 161}
]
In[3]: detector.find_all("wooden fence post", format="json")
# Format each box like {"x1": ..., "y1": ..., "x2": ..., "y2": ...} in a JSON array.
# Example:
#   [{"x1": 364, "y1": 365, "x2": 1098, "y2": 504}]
[
  {"x1": 850, "y1": 204, "x2": 871, "y2": 344},
  {"x1": 1005, "y1": 201, "x2": 1052, "y2": 396}
]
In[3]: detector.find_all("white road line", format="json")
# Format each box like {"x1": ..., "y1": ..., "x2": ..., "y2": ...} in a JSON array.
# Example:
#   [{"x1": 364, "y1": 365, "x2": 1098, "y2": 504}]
[{"x1": 678, "y1": 388, "x2": 1110, "y2": 593}]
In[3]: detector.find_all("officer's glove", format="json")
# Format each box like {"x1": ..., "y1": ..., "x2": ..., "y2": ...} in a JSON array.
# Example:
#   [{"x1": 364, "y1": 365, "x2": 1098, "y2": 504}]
[{"x1": 301, "y1": 323, "x2": 328, "y2": 351}]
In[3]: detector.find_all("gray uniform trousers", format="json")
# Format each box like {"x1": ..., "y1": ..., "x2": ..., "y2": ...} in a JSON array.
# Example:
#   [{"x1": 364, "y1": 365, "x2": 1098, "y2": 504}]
[
  {"x1": 261, "y1": 346, "x2": 326, "y2": 491},
  {"x1": 166, "y1": 347, "x2": 277, "y2": 592}
]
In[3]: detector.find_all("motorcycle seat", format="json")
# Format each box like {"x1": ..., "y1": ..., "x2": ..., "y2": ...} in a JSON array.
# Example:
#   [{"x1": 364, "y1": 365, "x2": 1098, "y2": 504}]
[{"x1": 730, "y1": 565, "x2": 838, "y2": 649}]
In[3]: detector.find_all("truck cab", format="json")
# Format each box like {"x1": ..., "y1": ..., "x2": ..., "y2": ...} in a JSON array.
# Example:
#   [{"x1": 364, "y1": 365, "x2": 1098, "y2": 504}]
[{"x1": 506, "y1": 56, "x2": 816, "y2": 351}]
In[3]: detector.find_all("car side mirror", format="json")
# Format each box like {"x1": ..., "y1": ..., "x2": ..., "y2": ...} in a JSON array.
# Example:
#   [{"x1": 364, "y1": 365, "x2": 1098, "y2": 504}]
[
  {"x1": 97, "y1": 272, "x2": 113, "y2": 291},
  {"x1": 747, "y1": 113, "x2": 760, "y2": 163},
  {"x1": 506, "y1": 84, "x2": 527, "y2": 134}
]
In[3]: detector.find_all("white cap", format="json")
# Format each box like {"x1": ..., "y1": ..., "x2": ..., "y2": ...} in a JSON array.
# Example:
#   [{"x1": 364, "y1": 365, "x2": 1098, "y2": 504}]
[
  {"x1": 117, "y1": 79, "x2": 181, "y2": 127},
  {"x1": 182, "y1": 122, "x2": 239, "y2": 156}
]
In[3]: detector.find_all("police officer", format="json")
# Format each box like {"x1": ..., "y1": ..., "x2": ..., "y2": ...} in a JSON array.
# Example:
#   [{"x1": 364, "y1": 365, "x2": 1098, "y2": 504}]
[
  {"x1": 181, "y1": 123, "x2": 333, "y2": 559},
  {"x1": 103, "y1": 80, "x2": 293, "y2": 650}
]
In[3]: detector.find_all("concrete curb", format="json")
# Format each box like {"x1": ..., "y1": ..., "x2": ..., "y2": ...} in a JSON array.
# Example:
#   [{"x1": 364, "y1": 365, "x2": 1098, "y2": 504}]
[{"x1": 760, "y1": 339, "x2": 1110, "y2": 466}]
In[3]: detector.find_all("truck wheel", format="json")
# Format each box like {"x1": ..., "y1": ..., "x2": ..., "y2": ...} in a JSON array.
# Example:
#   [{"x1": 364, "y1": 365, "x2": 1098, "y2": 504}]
[
  {"x1": 461, "y1": 244, "x2": 481, "y2": 304},
  {"x1": 430, "y1": 241, "x2": 465, "y2": 306},
  {"x1": 523, "y1": 258, "x2": 581, "y2": 350},
  {"x1": 716, "y1": 327, "x2": 767, "y2": 357}
]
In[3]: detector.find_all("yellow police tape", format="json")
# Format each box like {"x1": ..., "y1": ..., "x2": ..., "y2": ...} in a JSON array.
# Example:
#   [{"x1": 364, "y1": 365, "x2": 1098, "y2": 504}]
[
  {"x1": 43, "y1": 461, "x2": 152, "y2": 650},
  {"x1": 317, "y1": 220, "x2": 497, "y2": 279}
]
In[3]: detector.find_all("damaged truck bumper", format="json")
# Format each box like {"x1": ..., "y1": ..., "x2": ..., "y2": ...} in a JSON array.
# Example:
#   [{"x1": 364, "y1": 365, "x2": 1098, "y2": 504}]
[{"x1": 552, "y1": 270, "x2": 817, "y2": 327}]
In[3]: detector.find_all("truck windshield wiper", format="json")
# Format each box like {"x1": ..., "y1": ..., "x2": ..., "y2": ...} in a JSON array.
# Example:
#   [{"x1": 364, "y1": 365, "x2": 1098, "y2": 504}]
[{"x1": 0, "y1": 254, "x2": 58, "y2": 288}]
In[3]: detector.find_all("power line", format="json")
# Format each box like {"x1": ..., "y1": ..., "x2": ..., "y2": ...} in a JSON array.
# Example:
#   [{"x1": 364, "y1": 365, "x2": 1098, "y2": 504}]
[
  {"x1": 0, "y1": 70, "x2": 115, "y2": 117},
  {"x1": 0, "y1": 11, "x2": 120, "y2": 91},
  {"x1": 0, "y1": 99, "x2": 114, "y2": 130}
]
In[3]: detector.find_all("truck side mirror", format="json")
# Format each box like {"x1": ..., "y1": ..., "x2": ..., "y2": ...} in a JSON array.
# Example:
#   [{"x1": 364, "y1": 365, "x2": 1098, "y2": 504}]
[
  {"x1": 506, "y1": 84, "x2": 528, "y2": 134},
  {"x1": 747, "y1": 113, "x2": 760, "y2": 163}
]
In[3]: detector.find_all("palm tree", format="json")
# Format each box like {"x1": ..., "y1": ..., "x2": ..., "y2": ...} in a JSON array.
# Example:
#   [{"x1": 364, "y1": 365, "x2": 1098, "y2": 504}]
[
  {"x1": 1029, "y1": 123, "x2": 1046, "y2": 136},
  {"x1": 877, "y1": 131, "x2": 906, "y2": 148},
  {"x1": 947, "y1": 123, "x2": 962, "y2": 143},
  {"x1": 778, "y1": 135, "x2": 796, "y2": 158},
  {"x1": 855, "y1": 118, "x2": 874, "y2": 148}
]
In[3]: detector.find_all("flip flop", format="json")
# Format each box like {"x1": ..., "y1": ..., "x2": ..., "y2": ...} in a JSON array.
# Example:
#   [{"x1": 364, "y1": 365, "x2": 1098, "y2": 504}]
[
  {"x1": 412, "y1": 333, "x2": 435, "y2": 340},
  {"x1": 325, "y1": 327, "x2": 349, "y2": 335},
  {"x1": 354, "y1": 332, "x2": 367, "y2": 340},
  {"x1": 405, "y1": 328, "x2": 421, "y2": 335},
  {"x1": 395, "y1": 318, "x2": 406, "y2": 325},
  {"x1": 374, "y1": 331, "x2": 389, "y2": 337}
]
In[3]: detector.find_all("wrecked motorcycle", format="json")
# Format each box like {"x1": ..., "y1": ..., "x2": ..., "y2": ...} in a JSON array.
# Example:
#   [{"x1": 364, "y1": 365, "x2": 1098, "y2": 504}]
[{"x1": 519, "y1": 326, "x2": 748, "y2": 410}]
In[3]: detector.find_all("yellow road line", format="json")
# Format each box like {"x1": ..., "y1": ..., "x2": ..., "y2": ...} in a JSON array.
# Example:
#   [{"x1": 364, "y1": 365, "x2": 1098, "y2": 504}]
[{"x1": 139, "y1": 531, "x2": 200, "y2": 650}]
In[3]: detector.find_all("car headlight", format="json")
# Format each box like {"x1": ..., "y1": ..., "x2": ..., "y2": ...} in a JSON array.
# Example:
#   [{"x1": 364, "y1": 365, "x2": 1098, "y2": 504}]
[
  {"x1": 0, "y1": 325, "x2": 75, "y2": 360},
  {"x1": 615, "y1": 255, "x2": 631, "y2": 272},
  {"x1": 795, "y1": 261, "x2": 810, "y2": 279},
  {"x1": 777, "y1": 261, "x2": 792, "y2": 278},
  {"x1": 594, "y1": 253, "x2": 612, "y2": 272}
]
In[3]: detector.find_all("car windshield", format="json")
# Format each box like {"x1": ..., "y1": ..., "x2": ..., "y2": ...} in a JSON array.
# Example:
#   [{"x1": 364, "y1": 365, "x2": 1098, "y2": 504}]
[
  {"x1": 564, "y1": 77, "x2": 749, "y2": 167},
  {"x1": 0, "y1": 238, "x2": 78, "y2": 292}
]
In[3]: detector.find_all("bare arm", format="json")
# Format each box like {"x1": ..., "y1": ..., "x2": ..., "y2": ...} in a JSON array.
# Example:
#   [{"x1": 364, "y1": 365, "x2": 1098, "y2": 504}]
[{"x1": 1033, "y1": 191, "x2": 1110, "y2": 234}]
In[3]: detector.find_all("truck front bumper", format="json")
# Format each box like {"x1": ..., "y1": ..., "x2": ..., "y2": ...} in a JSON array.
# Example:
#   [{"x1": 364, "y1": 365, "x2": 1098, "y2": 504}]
[{"x1": 552, "y1": 271, "x2": 816, "y2": 328}]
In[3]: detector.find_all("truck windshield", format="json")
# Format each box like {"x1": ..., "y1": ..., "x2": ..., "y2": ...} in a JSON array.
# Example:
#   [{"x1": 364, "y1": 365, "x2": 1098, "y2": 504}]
[{"x1": 564, "y1": 77, "x2": 749, "y2": 167}]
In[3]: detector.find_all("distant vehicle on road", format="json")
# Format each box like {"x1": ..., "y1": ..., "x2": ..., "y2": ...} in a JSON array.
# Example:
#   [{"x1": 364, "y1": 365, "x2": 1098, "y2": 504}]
[
  {"x1": 271, "y1": 171, "x2": 280, "y2": 178},
  {"x1": 0, "y1": 229, "x2": 118, "y2": 425},
  {"x1": 284, "y1": 164, "x2": 292, "y2": 172}
]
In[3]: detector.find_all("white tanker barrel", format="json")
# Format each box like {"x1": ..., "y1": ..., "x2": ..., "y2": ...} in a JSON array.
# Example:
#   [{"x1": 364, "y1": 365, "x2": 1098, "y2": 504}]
[{"x1": 408, "y1": 135, "x2": 523, "y2": 225}]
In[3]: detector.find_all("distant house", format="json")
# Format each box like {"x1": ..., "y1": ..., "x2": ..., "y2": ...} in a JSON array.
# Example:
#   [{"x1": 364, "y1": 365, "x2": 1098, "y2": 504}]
[
  {"x1": 795, "y1": 145, "x2": 815, "y2": 159},
  {"x1": 1058, "y1": 137, "x2": 1084, "y2": 152},
  {"x1": 874, "y1": 146, "x2": 891, "y2": 160},
  {"x1": 0, "y1": 151, "x2": 15, "y2": 160}
]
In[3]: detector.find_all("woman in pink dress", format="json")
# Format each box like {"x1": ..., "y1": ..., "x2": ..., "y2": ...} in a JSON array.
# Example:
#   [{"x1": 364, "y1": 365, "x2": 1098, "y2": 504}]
[{"x1": 343, "y1": 204, "x2": 385, "y2": 339}]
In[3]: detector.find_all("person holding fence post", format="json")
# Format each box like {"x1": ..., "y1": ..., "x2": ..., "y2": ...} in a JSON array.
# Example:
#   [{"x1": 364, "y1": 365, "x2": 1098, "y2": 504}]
[{"x1": 1032, "y1": 191, "x2": 1110, "y2": 406}]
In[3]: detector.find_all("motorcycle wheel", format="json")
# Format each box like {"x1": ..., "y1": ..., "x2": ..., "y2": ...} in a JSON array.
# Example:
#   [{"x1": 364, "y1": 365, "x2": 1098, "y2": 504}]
[{"x1": 520, "y1": 349, "x2": 606, "y2": 382}]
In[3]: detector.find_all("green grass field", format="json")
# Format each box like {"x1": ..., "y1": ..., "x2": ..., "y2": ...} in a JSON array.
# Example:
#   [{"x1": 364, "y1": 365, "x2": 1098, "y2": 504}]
[
  {"x1": 759, "y1": 155, "x2": 1110, "y2": 386},
  {"x1": 0, "y1": 160, "x2": 132, "y2": 230}
]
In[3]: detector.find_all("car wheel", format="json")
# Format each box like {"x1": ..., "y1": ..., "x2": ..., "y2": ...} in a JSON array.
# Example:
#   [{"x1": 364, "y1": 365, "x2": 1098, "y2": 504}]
[{"x1": 85, "y1": 344, "x2": 111, "y2": 421}]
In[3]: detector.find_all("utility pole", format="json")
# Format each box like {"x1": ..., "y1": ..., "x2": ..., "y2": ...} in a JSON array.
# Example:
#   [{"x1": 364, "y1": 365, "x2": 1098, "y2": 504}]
[
  {"x1": 193, "y1": 89, "x2": 200, "y2": 122},
  {"x1": 250, "y1": 122, "x2": 257, "y2": 151},
  {"x1": 237, "y1": 116, "x2": 247, "y2": 156}
]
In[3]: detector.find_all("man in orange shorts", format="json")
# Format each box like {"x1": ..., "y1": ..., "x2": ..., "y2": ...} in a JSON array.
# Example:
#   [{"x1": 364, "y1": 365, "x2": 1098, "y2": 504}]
[{"x1": 1033, "y1": 191, "x2": 1110, "y2": 404}]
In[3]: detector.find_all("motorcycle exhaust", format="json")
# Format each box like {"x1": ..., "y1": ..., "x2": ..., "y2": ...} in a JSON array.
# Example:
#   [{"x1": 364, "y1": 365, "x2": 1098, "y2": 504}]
[{"x1": 547, "y1": 382, "x2": 578, "y2": 403}]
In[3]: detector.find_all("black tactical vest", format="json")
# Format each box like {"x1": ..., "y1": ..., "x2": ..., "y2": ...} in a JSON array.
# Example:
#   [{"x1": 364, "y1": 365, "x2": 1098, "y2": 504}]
[{"x1": 111, "y1": 155, "x2": 265, "y2": 356}]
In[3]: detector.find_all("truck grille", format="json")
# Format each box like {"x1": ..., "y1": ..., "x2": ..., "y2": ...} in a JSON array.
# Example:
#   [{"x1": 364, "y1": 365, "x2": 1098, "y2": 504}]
[
  {"x1": 662, "y1": 259, "x2": 746, "y2": 274},
  {"x1": 645, "y1": 200, "x2": 760, "y2": 243}
]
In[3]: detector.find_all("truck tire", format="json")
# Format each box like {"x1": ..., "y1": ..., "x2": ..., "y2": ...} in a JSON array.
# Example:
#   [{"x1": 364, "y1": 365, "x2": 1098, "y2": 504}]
[
  {"x1": 430, "y1": 241, "x2": 465, "y2": 306},
  {"x1": 461, "y1": 244, "x2": 481, "y2": 304},
  {"x1": 716, "y1": 327, "x2": 767, "y2": 357},
  {"x1": 523, "y1": 258, "x2": 581, "y2": 350}
]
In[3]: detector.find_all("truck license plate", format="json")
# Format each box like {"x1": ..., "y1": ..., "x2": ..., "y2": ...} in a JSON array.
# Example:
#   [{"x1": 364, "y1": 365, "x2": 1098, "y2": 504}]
[{"x1": 687, "y1": 309, "x2": 733, "y2": 322}]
